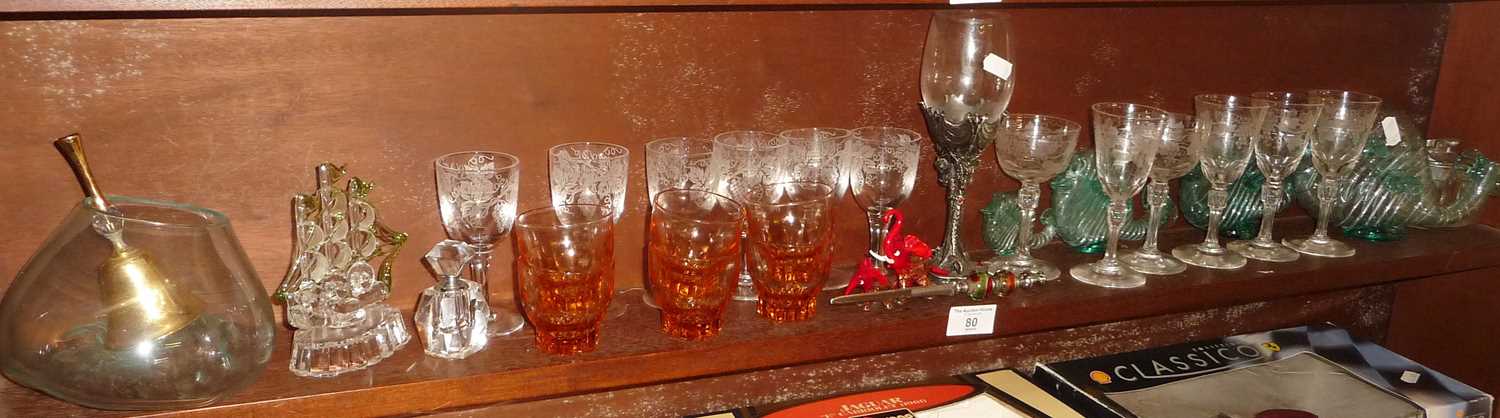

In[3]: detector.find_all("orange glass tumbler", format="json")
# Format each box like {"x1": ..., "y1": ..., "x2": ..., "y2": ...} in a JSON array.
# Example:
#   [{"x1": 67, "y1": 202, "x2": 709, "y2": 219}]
[
  {"x1": 742, "y1": 182, "x2": 835, "y2": 322},
  {"x1": 514, "y1": 204, "x2": 615, "y2": 355},
  {"x1": 649, "y1": 189, "x2": 744, "y2": 340}
]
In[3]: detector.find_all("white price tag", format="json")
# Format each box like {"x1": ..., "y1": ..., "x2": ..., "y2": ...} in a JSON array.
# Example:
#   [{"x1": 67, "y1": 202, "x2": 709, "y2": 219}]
[
  {"x1": 951, "y1": 0, "x2": 1003, "y2": 4},
  {"x1": 1382, "y1": 117, "x2": 1401, "y2": 146},
  {"x1": 947, "y1": 304, "x2": 997, "y2": 337},
  {"x1": 983, "y1": 53, "x2": 1013, "y2": 80},
  {"x1": 1400, "y1": 370, "x2": 1421, "y2": 384}
]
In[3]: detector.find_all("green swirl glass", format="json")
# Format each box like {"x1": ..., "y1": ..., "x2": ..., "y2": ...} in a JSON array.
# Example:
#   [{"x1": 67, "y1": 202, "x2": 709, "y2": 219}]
[{"x1": 1042, "y1": 149, "x2": 1176, "y2": 254}]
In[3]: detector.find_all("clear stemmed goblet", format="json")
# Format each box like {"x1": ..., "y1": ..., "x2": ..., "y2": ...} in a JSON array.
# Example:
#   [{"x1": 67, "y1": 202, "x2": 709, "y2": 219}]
[
  {"x1": 779, "y1": 127, "x2": 853, "y2": 290},
  {"x1": 642, "y1": 137, "x2": 716, "y2": 308},
  {"x1": 1172, "y1": 95, "x2": 1269, "y2": 270},
  {"x1": 1070, "y1": 103, "x2": 1167, "y2": 289},
  {"x1": 846, "y1": 127, "x2": 922, "y2": 279},
  {"x1": 1121, "y1": 112, "x2": 1203, "y2": 275},
  {"x1": 992, "y1": 114, "x2": 1079, "y2": 281},
  {"x1": 919, "y1": 9, "x2": 1015, "y2": 278},
  {"x1": 709, "y1": 130, "x2": 788, "y2": 302},
  {"x1": 1284, "y1": 90, "x2": 1383, "y2": 257},
  {"x1": 435, "y1": 151, "x2": 526, "y2": 336},
  {"x1": 549, "y1": 142, "x2": 630, "y2": 317},
  {"x1": 1228, "y1": 92, "x2": 1322, "y2": 262}
]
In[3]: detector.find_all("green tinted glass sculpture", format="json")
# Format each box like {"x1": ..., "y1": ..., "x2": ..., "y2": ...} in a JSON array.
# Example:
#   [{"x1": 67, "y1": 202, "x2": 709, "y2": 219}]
[
  {"x1": 1286, "y1": 124, "x2": 1500, "y2": 240},
  {"x1": 1180, "y1": 163, "x2": 1291, "y2": 240},
  {"x1": 1040, "y1": 150, "x2": 1174, "y2": 253},
  {"x1": 980, "y1": 190, "x2": 1059, "y2": 256}
]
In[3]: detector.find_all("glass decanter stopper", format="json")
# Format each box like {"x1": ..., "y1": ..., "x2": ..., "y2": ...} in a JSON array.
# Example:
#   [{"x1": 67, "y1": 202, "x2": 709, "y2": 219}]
[{"x1": 416, "y1": 240, "x2": 490, "y2": 359}]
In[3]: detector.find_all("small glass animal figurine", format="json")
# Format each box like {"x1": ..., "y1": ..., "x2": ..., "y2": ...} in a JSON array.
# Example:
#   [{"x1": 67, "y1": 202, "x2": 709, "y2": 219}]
[
  {"x1": 415, "y1": 240, "x2": 490, "y2": 359},
  {"x1": 277, "y1": 163, "x2": 411, "y2": 378}
]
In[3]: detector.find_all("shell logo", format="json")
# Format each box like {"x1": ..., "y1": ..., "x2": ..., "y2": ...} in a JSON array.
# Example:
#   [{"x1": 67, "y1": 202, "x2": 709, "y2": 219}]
[
  {"x1": 1089, "y1": 370, "x2": 1112, "y2": 384},
  {"x1": 1262, "y1": 342, "x2": 1282, "y2": 352}
]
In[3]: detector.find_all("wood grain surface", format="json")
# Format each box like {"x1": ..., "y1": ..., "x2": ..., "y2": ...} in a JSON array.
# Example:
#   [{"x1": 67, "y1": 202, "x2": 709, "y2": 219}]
[
  {"x1": 0, "y1": 0, "x2": 1370, "y2": 15},
  {"x1": 1427, "y1": 0, "x2": 1500, "y2": 226},
  {"x1": 1, "y1": 221, "x2": 1493, "y2": 417},
  {"x1": 0, "y1": 3, "x2": 1450, "y2": 315}
]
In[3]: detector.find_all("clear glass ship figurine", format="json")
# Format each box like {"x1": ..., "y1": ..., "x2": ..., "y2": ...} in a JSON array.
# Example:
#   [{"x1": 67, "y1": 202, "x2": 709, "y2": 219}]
[
  {"x1": 275, "y1": 163, "x2": 411, "y2": 378},
  {"x1": 415, "y1": 240, "x2": 490, "y2": 359}
]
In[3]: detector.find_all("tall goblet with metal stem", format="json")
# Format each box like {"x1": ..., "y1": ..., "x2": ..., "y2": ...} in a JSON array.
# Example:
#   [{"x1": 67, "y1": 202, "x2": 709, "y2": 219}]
[
  {"x1": 1070, "y1": 103, "x2": 1167, "y2": 289},
  {"x1": 1172, "y1": 95, "x2": 1268, "y2": 270},
  {"x1": 779, "y1": 128, "x2": 853, "y2": 290},
  {"x1": 919, "y1": 9, "x2": 1015, "y2": 279},
  {"x1": 435, "y1": 151, "x2": 526, "y2": 336},
  {"x1": 644, "y1": 137, "x2": 716, "y2": 308},
  {"x1": 846, "y1": 126, "x2": 922, "y2": 274},
  {"x1": 710, "y1": 130, "x2": 787, "y2": 302},
  {"x1": 1122, "y1": 111, "x2": 1203, "y2": 275},
  {"x1": 992, "y1": 114, "x2": 1079, "y2": 281},
  {"x1": 1228, "y1": 92, "x2": 1321, "y2": 262},
  {"x1": 1284, "y1": 90, "x2": 1383, "y2": 257}
]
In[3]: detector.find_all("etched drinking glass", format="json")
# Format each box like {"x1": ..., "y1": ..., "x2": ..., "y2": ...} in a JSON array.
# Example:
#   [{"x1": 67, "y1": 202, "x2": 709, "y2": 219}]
[
  {"x1": 1284, "y1": 90, "x2": 1383, "y2": 258},
  {"x1": 709, "y1": 130, "x2": 787, "y2": 302},
  {"x1": 515, "y1": 204, "x2": 616, "y2": 355},
  {"x1": 1122, "y1": 112, "x2": 1203, "y2": 275},
  {"x1": 741, "y1": 182, "x2": 836, "y2": 322},
  {"x1": 643, "y1": 137, "x2": 716, "y2": 308},
  {"x1": 649, "y1": 189, "x2": 744, "y2": 340},
  {"x1": 992, "y1": 114, "x2": 1079, "y2": 281},
  {"x1": 435, "y1": 151, "x2": 525, "y2": 336},
  {"x1": 779, "y1": 127, "x2": 851, "y2": 290},
  {"x1": 1228, "y1": 92, "x2": 1322, "y2": 262},
  {"x1": 1070, "y1": 103, "x2": 1167, "y2": 289},
  {"x1": 846, "y1": 126, "x2": 922, "y2": 275},
  {"x1": 549, "y1": 142, "x2": 630, "y2": 221},
  {"x1": 1172, "y1": 95, "x2": 1269, "y2": 270}
]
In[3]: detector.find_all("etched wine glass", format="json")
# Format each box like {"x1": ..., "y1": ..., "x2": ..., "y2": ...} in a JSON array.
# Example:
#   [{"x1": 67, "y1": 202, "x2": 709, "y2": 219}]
[
  {"x1": 919, "y1": 9, "x2": 1015, "y2": 278},
  {"x1": 643, "y1": 137, "x2": 715, "y2": 308},
  {"x1": 435, "y1": 151, "x2": 525, "y2": 336},
  {"x1": 549, "y1": 142, "x2": 630, "y2": 221},
  {"x1": 1172, "y1": 95, "x2": 1269, "y2": 270},
  {"x1": 992, "y1": 114, "x2": 1079, "y2": 281},
  {"x1": 1228, "y1": 92, "x2": 1322, "y2": 262},
  {"x1": 1122, "y1": 112, "x2": 1203, "y2": 275},
  {"x1": 779, "y1": 127, "x2": 852, "y2": 290},
  {"x1": 1070, "y1": 103, "x2": 1167, "y2": 289},
  {"x1": 846, "y1": 126, "x2": 922, "y2": 277},
  {"x1": 710, "y1": 130, "x2": 787, "y2": 302},
  {"x1": 1284, "y1": 90, "x2": 1383, "y2": 258}
]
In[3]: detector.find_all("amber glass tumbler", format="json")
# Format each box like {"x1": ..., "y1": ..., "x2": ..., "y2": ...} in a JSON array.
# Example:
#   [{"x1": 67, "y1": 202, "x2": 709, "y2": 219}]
[
  {"x1": 514, "y1": 204, "x2": 615, "y2": 355},
  {"x1": 649, "y1": 190, "x2": 744, "y2": 339},
  {"x1": 741, "y1": 182, "x2": 835, "y2": 322}
]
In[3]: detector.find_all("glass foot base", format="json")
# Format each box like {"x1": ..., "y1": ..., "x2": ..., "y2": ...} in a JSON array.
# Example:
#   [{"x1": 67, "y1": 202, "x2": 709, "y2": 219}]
[
  {"x1": 1171, "y1": 243, "x2": 1247, "y2": 270},
  {"x1": 289, "y1": 304, "x2": 411, "y2": 378},
  {"x1": 1283, "y1": 236, "x2": 1356, "y2": 258},
  {"x1": 1228, "y1": 240, "x2": 1300, "y2": 262},
  {"x1": 487, "y1": 302, "x2": 526, "y2": 337},
  {"x1": 825, "y1": 265, "x2": 855, "y2": 291},
  {"x1": 732, "y1": 275, "x2": 757, "y2": 302},
  {"x1": 1120, "y1": 250, "x2": 1186, "y2": 275},
  {"x1": 991, "y1": 257, "x2": 1061, "y2": 282},
  {"x1": 641, "y1": 288, "x2": 660, "y2": 309},
  {"x1": 1069, "y1": 263, "x2": 1147, "y2": 289}
]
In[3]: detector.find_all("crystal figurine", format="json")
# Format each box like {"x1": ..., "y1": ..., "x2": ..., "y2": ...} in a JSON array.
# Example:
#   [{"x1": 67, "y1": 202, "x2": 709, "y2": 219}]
[{"x1": 276, "y1": 163, "x2": 411, "y2": 378}]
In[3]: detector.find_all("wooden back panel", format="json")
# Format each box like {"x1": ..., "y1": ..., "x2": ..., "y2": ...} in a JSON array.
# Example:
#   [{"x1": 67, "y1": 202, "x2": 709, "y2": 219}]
[{"x1": 0, "y1": 3, "x2": 1449, "y2": 310}]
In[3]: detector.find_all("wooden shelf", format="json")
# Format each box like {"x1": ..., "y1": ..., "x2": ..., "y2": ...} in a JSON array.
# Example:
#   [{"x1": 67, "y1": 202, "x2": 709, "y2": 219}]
[
  {"x1": 3, "y1": 220, "x2": 1498, "y2": 417},
  {"x1": 0, "y1": 0, "x2": 1383, "y2": 16}
]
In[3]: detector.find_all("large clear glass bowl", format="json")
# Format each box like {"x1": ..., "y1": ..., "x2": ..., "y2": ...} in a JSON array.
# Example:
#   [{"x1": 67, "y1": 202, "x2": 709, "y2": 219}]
[{"x1": 0, "y1": 196, "x2": 276, "y2": 410}]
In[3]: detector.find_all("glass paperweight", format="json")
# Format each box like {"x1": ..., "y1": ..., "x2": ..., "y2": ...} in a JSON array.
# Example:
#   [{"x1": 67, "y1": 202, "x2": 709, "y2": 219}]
[
  {"x1": 415, "y1": 240, "x2": 490, "y2": 359},
  {"x1": 276, "y1": 163, "x2": 411, "y2": 378},
  {"x1": 1045, "y1": 150, "x2": 1174, "y2": 253},
  {"x1": 1180, "y1": 164, "x2": 1290, "y2": 240},
  {"x1": 0, "y1": 135, "x2": 275, "y2": 410}
]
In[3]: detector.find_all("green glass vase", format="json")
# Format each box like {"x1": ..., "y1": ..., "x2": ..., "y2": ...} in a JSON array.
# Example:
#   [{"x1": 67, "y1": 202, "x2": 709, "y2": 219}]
[
  {"x1": 1180, "y1": 163, "x2": 1292, "y2": 240},
  {"x1": 1027, "y1": 149, "x2": 1173, "y2": 254}
]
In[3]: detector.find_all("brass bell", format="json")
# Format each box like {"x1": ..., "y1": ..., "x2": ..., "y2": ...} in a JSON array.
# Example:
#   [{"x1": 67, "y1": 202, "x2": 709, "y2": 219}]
[{"x1": 53, "y1": 134, "x2": 203, "y2": 350}]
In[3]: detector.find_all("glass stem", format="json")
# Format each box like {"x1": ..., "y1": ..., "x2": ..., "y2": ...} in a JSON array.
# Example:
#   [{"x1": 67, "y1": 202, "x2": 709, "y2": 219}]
[
  {"x1": 469, "y1": 245, "x2": 493, "y2": 294},
  {"x1": 1203, "y1": 186, "x2": 1228, "y2": 250},
  {"x1": 1142, "y1": 179, "x2": 1169, "y2": 255},
  {"x1": 1252, "y1": 179, "x2": 1283, "y2": 245},
  {"x1": 1099, "y1": 199, "x2": 1128, "y2": 272},
  {"x1": 866, "y1": 207, "x2": 888, "y2": 268},
  {"x1": 1015, "y1": 183, "x2": 1040, "y2": 262},
  {"x1": 1312, "y1": 176, "x2": 1338, "y2": 241}
]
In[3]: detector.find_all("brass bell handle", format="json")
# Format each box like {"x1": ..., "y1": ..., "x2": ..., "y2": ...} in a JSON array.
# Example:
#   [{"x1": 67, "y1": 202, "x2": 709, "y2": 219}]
[{"x1": 53, "y1": 133, "x2": 115, "y2": 213}]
